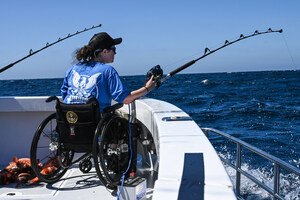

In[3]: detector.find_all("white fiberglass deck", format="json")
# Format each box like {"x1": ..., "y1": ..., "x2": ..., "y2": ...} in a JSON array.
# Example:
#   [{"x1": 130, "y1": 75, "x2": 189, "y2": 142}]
[
  {"x1": 0, "y1": 166, "x2": 117, "y2": 200},
  {"x1": 121, "y1": 98, "x2": 236, "y2": 200}
]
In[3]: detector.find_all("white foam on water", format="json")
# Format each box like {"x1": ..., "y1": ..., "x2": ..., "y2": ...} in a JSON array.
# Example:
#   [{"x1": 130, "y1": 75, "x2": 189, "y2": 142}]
[{"x1": 218, "y1": 149, "x2": 300, "y2": 200}]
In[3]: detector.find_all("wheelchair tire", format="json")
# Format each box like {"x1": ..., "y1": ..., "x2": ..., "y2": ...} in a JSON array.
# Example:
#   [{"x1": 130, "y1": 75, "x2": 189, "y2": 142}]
[
  {"x1": 30, "y1": 113, "x2": 74, "y2": 183},
  {"x1": 93, "y1": 116, "x2": 131, "y2": 190},
  {"x1": 92, "y1": 117, "x2": 112, "y2": 189}
]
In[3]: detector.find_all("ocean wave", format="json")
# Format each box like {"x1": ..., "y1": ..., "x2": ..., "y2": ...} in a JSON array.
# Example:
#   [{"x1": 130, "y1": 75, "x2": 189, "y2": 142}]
[{"x1": 218, "y1": 149, "x2": 300, "y2": 200}]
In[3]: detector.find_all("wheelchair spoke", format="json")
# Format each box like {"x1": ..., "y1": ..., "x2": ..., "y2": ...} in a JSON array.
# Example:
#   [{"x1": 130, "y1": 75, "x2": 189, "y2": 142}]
[
  {"x1": 31, "y1": 112, "x2": 72, "y2": 183},
  {"x1": 41, "y1": 130, "x2": 52, "y2": 141},
  {"x1": 94, "y1": 116, "x2": 131, "y2": 188},
  {"x1": 36, "y1": 145, "x2": 51, "y2": 148}
]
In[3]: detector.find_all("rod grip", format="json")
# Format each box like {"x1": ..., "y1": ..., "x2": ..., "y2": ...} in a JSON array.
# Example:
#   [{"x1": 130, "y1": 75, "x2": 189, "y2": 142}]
[{"x1": 169, "y1": 60, "x2": 196, "y2": 77}]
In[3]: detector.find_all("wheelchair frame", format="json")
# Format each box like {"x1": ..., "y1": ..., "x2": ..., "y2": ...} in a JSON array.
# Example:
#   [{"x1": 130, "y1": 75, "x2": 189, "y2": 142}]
[{"x1": 30, "y1": 96, "x2": 137, "y2": 190}]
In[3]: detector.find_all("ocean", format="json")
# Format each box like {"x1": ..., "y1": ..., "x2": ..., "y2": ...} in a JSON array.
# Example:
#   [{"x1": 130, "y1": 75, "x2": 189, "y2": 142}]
[{"x1": 0, "y1": 70, "x2": 299, "y2": 199}]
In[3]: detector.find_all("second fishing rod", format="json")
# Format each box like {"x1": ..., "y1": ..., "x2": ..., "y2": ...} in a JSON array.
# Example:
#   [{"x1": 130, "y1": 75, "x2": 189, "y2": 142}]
[{"x1": 146, "y1": 28, "x2": 283, "y2": 86}]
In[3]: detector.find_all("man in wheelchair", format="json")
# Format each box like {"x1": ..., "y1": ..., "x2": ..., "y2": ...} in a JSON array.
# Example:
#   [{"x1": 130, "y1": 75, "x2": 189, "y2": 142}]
[{"x1": 30, "y1": 32, "x2": 156, "y2": 190}]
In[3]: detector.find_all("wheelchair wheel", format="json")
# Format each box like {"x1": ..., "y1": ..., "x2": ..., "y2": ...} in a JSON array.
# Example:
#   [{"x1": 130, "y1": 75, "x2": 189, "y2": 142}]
[
  {"x1": 79, "y1": 157, "x2": 93, "y2": 173},
  {"x1": 30, "y1": 113, "x2": 74, "y2": 183},
  {"x1": 93, "y1": 116, "x2": 131, "y2": 190}
]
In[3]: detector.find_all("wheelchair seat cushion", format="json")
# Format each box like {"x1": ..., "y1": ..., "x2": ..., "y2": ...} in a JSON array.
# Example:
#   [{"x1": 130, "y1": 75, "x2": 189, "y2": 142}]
[{"x1": 55, "y1": 98, "x2": 100, "y2": 152}]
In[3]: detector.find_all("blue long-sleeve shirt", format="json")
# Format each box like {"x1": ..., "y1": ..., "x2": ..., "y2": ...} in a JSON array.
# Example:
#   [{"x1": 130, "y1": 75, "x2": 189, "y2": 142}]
[{"x1": 61, "y1": 62, "x2": 130, "y2": 111}]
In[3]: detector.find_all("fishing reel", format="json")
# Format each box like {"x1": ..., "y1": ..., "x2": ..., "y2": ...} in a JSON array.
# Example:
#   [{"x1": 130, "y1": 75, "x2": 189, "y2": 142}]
[{"x1": 146, "y1": 65, "x2": 164, "y2": 87}]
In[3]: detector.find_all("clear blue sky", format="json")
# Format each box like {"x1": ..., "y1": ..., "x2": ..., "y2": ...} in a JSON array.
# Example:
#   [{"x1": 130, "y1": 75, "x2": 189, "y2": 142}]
[{"x1": 0, "y1": 0, "x2": 299, "y2": 80}]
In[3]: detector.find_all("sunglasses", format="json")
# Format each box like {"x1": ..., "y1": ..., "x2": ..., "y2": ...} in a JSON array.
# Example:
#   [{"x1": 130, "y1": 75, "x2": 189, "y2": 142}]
[
  {"x1": 107, "y1": 46, "x2": 116, "y2": 53},
  {"x1": 95, "y1": 46, "x2": 116, "y2": 54}
]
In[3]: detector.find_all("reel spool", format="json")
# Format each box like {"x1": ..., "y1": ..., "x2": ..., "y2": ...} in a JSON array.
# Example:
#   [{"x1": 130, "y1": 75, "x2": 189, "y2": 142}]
[{"x1": 146, "y1": 65, "x2": 163, "y2": 87}]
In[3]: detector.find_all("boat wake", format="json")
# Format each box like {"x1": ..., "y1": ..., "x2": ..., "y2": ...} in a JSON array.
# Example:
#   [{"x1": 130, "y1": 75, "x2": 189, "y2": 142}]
[{"x1": 218, "y1": 149, "x2": 300, "y2": 200}]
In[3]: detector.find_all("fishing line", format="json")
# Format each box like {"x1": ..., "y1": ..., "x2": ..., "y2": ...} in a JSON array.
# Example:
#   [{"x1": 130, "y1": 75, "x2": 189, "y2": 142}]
[
  {"x1": 0, "y1": 24, "x2": 102, "y2": 73},
  {"x1": 281, "y1": 34, "x2": 297, "y2": 71}
]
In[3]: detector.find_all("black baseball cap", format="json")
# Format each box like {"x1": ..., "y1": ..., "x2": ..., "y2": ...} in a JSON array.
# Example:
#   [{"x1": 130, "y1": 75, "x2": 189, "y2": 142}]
[{"x1": 88, "y1": 32, "x2": 122, "y2": 51}]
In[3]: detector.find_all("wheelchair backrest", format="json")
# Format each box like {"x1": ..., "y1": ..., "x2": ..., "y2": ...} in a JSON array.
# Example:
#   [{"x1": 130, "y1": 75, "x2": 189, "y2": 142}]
[{"x1": 55, "y1": 98, "x2": 100, "y2": 152}]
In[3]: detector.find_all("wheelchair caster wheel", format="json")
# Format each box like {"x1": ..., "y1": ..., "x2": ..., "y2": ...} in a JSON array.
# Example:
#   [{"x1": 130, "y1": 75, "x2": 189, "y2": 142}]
[{"x1": 79, "y1": 158, "x2": 92, "y2": 173}]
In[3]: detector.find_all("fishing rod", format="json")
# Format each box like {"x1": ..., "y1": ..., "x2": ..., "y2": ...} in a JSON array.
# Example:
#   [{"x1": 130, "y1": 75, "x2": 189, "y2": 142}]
[
  {"x1": 146, "y1": 28, "x2": 283, "y2": 86},
  {"x1": 0, "y1": 24, "x2": 102, "y2": 73}
]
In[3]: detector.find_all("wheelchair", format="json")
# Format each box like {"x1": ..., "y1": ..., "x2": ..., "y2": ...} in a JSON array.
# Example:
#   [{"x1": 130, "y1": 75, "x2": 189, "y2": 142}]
[{"x1": 30, "y1": 96, "x2": 138, "y2": 190}]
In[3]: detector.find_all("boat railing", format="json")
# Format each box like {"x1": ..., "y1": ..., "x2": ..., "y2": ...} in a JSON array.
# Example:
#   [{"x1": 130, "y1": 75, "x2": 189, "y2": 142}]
[{"x1": 202, "y1": 127, "x2": 300, "y2": 200}]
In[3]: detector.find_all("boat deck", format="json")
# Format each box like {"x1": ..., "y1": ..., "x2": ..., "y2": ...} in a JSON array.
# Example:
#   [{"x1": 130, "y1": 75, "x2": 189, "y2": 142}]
[
  {"x1": 0, "y1": 165, "x2": 155, "y2": 200},
  {"x1": 1, "y1": 166, "x2": 113, "y2": 200},
  {"x1": 0, "y1": 97, "x2": 236, "y2": 200}
]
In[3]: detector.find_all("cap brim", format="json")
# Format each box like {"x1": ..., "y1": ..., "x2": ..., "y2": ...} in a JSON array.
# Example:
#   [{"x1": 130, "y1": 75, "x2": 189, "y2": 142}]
[{"x1": 113, "y1": 37, "x2": 122, "y2": 45}]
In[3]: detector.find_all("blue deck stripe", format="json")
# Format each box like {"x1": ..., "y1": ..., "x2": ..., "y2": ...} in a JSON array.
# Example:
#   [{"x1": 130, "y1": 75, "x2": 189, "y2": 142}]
[{"x1": 177, "y1": 153, "x2": 205, "y2": 200}]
